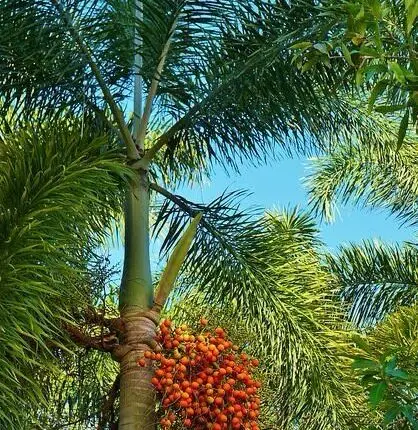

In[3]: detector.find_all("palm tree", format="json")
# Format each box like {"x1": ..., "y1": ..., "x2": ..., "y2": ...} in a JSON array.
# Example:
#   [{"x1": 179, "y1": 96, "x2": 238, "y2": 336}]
[
  {"x1": 306, "y1": 102, "x2": 418, "y2": 327},
  {"x1": 25, "y1": 208, "x2": 373, "y2": 430},
  {"x1": 287, "y1": 0, "x2": 418, "y2": 327},
  {"x1": 0, "y1": 119, "x2": 130, "y2": 428},
  {"x1": 0, "y1": 1, "x2": 396, "y2": 429}
]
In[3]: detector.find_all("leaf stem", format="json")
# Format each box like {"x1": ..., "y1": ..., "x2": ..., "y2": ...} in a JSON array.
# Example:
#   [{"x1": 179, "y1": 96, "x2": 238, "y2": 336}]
[
  {"x1": 136, "y1": 14, "x2": 179, "y2": 149},
  {"x1": 51, "y1": 0, "x2": 138, "y2": 160}
]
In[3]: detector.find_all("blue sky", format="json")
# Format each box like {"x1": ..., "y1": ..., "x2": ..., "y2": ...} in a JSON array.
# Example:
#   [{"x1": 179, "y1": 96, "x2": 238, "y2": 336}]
[
  {"x1": 110, "y1": 156, "x2": 415, "y2": 270},
  {"x1": 175, "y1": 157, "x2": 415, "y2": 252}
]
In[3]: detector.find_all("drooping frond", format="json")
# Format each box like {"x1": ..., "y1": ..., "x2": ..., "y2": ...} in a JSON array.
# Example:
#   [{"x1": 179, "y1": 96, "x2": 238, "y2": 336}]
[
  {"x1": 148, "y1": 2, "x2": 398, "y2": 171},
  {"x1": 32, "y1": 349, "x2": 119, "y2": 430},
  {"x1": 306, "y1": 127, "x2": 418, "y2": 225},
  {"x1": 1, "y1": 1, "x2": 98, "y2": 123},
  {"x1": 325, "y1": 241, "x2": 418, "y2": 327},
  {"x1": 1, "y1": 0, "x2": 398, "y2": 172},
  {"x1": 152, "y1": 191, "x2": 369, "y2": 429},
  {"x1": 0, "y1": 119, "x2": 130, "y2": 427}
]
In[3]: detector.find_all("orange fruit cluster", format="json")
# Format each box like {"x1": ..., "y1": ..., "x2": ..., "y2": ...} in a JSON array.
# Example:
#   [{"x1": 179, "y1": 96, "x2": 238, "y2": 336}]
[{"x1": 138, "y1": 318, "x2": 261, "y2": 429}]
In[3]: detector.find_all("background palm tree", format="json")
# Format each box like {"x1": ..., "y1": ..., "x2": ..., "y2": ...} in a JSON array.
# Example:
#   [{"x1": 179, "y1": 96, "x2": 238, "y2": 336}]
[
  {"x1": 0, "y1": 119, "x2": 130, "y2": 428},
  {"x1": 306, "y1": 136, "x2": 418, "y2": 325},
  {"x1": 299, "y1": 0, "x2": 418, "y2": 327},
  {"x1": 23, "y1": 208, "x2": 375, "y2": 430}
]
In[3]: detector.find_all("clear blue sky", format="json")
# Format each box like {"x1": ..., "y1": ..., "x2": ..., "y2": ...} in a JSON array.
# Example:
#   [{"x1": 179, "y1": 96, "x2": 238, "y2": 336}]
[
  {"x1": 175, "y1": 157, "x2": 415, "y2": 252},
  {"x1": 110, "y1": 156, "x2": 415, "y2": 270}
]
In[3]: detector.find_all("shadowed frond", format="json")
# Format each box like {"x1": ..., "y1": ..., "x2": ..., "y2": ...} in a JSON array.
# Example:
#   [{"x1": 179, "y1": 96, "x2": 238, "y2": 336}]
[
  {"x1": 1, "y1": 1, "x2": 97, "y2": 123},
  {"x1": 326, "y1": 241, "x2": 418, "y2": 327},
  {"x1": 0, "y1": 119, "x2": 130, "y2": 427},
  {"x1": 149, "y1": 3, "x2": 398, "y2": 171},
  {"x1": 1, "y1": 0, "x2": 398, "y2": 171},
  {"x1": 26, "y1": 257, "x2": 122, "y2": 430},
  {"x1": 32, "y1": 350, "x2": 119, "y2": 430}
]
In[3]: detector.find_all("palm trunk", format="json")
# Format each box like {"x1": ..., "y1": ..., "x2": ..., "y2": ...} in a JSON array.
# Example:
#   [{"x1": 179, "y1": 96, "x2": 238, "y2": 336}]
[
  {"x1": 118, "y1": 308, "x2": 158, "y2": 430},
  {"x1": 116, "y1": 0, "x2": 159, "y2": 426},
  {"x1": 118, "y1": 170, "x2": 158, "y2": 430}
]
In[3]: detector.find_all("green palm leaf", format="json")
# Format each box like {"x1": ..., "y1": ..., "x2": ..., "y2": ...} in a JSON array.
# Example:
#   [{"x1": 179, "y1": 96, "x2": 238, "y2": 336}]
[
  {"x1": 368, "y1": 305, "x2": 418, "y2": 372},
  {"x1": 152, "y1": 190, "x2": 369, "y2": 429},
  {"x1": 326, "y1": 241, "x2": 418, "y2": 327},
  {"x1": 0, "y1": 118, "x2": 130, "y2": 427},
  {"x1": 1, "y1": 0, "x2": 395, "y2": 169},
  {"x1": 306, "y1": 118, "x2": 418, "y2": 226}
]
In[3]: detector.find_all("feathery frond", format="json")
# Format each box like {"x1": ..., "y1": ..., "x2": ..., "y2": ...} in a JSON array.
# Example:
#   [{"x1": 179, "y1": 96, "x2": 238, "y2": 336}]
[
  {"x1": 148, "y1": 2, "x2": 396, "y2": 171},
  {"x1": 27, "y1": 257, "x2": 122, "y2": 430},
  {"x1": 306, "y1": 117, "x2": 418, "y2": 226},
  {"x1": 153, "y1": 192, "x2": 367, "y2": 429},
  {"x1": 1, "y1": 0, "x2": 398, "y2": 171},
  {"x1": 326, "y1": 241, "x2": 418, "y2": 327},
  {"x1": 367, "y1": 305, "x2": 418, "y2": 371},
  {"x1": 0, "y1": 118, "x2": 129, "y2": 427}
]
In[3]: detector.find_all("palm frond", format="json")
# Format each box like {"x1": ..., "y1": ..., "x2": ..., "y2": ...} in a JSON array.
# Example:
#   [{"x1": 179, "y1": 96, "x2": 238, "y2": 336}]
[
  {"x1": 0, "y1": 1, "x2": 95, "y2": 123},
  {"x1": 306, "y1": 122, "x2": 418, "y2": 225},
  {"x1": 326, "y1": 241, "x2": 418, "y2": 327},
  {"x1": 366, "y1": 305, "x2": 418, "y2": 372},
  {"x1": 150, "y1": 2, "x2": 393, "y2": 171},
  {"x1": 0, "y1": 118, "x2": 130, "y2": 426},
  {"x1": 152, "y1": 191, "x2": 368, "y2": 429},
  {"x1": 26, "y1": 256, "x2": 122, "y2": 430},
  {"x1": 29, "y1": 348, "x2": 119, "y2": 430},
  {"x1": 1, "y1": 1, "x2": 398, "y2": 171}
]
